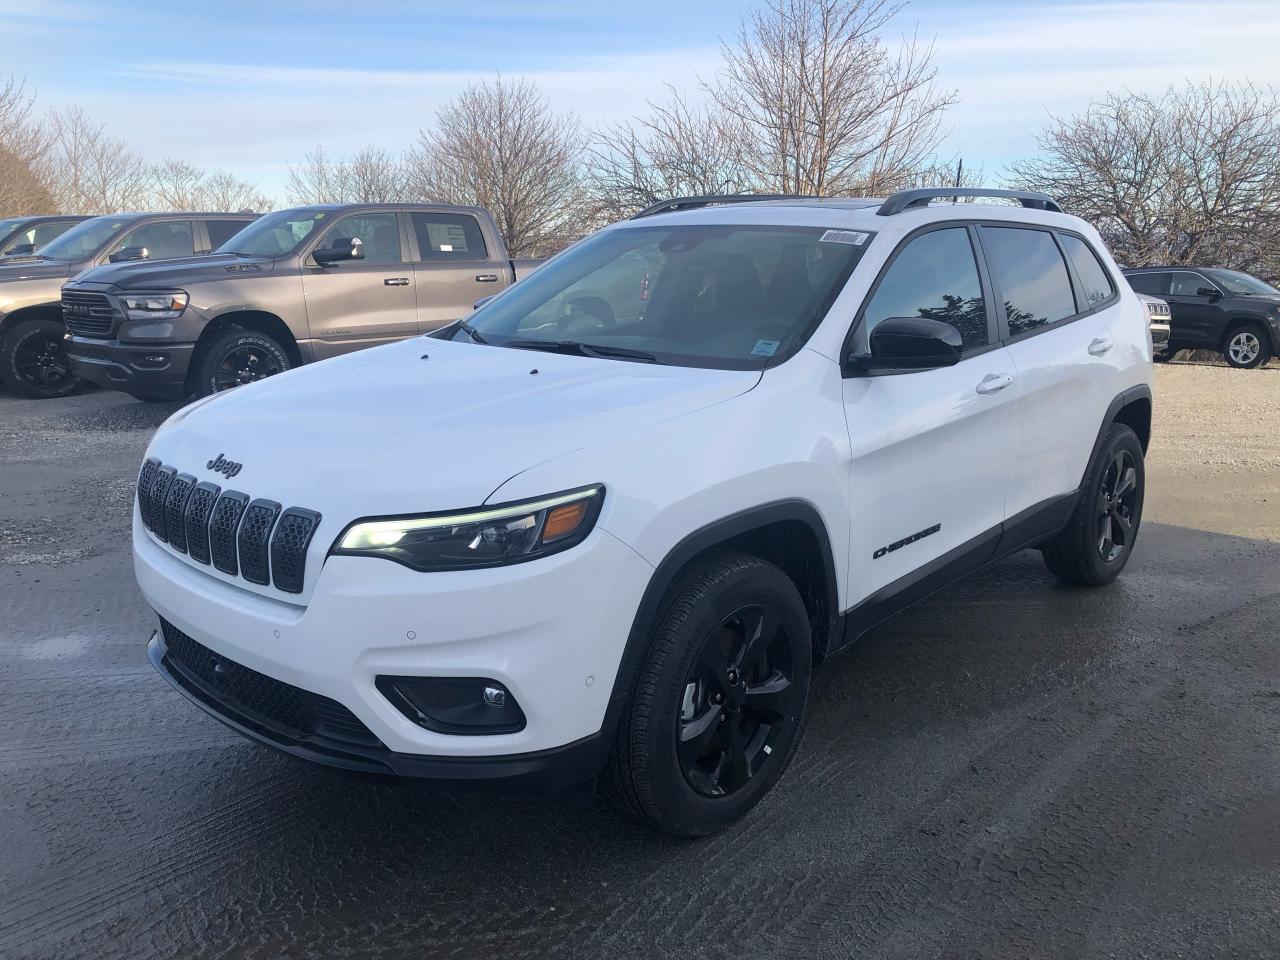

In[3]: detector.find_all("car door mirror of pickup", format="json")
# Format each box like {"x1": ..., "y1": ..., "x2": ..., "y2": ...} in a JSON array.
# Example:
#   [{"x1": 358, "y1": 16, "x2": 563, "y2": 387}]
[
  {"x1": 1196, "y1": 286, "x2": 1222, "y2": 300},
  {"x1": 109, "y1": 245, "x2": 149, "y2": 263},
  {"x1": 313, "y1": 236, "x2": 365, "y2": 266},
  {"x1": 844, "y1": 316, "x2": 965, "y2": 374}
]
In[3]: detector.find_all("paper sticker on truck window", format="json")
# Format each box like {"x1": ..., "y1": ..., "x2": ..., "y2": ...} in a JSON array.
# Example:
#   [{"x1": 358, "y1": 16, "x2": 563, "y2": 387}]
[
  {"x1": 820, "y1": 229, "x2": 869, "y2": 245},
  {"x1": 751, "y1": 339, "x2": 781, "y2": 357}
]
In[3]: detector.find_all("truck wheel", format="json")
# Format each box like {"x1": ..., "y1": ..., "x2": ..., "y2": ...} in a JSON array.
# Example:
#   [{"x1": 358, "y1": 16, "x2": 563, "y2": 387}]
[
  {"x1": 0, "y1": 317, "x2": 81, "y2": 399},
  {"x1": 193, "y1": 328, "x2": 291, "y2": 398},
  {"x1": 1222, "y1": 324, "x2": 1270, "y2": 369},
  {"x1": 1041, "y1": 423, "x2": 1145, "y2": 586},
  {"x1": 606, "y1": 552, "x2": 812, "y2": 836}
]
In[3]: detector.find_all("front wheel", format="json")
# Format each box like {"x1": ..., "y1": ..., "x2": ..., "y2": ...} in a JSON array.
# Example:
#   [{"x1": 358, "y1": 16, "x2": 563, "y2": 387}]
[
  {"x1": 192, "y1": 328, "x2": 291, "y2": 398},
  {"x1": 606, "y1": 552, "x2": 813, "y2": 836},
  {"x1": 1041, "y1": 423, "x2": 1145, "y2": 586},
  {"x1": 1223, "y1": 325, "x2": 1270, "y2": 369},
  {"x1": 1, "y1": 317, "x2": 81, "y2": 398}
]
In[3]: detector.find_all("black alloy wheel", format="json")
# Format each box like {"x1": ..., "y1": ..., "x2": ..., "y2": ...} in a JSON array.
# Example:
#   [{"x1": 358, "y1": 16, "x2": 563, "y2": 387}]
[
  {"x1": 2, "y1": 318, "x2": 81, "y2": 398},
  {"x1": 1096, "y1": 448, "x2": 1139, "y2": 563},
  {"x1": 215, "y1": 344, "x2": 284, "y2": 391},
  {"x1": 678, "y1": 604, "x2": 797, "y2": 797}
]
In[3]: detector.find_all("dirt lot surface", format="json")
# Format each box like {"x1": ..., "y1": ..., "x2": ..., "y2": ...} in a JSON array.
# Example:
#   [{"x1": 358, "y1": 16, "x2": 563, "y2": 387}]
[{"x1": 2, "y1": 360, "x2": 1278, "y2": 959}]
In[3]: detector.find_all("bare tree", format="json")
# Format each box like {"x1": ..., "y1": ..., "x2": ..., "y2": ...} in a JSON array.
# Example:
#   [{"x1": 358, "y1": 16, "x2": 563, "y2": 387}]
[
  {"x1": 1010, "y1": 81, "x2": 1280, "y2": 279},
  {"x1": 712, "y1": 0, "x2": 956, "y2": 196},
  {"x1": 407, "y1": 77, "x2": 583, "y2": 256},
  {"x1": 286, "y1": 146, "x2": 407, "y2": 204},
  {"x1": 44, "y1": 106, "x2": 149, "y2": 213},
  {"x1": 585, "y1": 88, "x2": 752, "y2": 220},
  {"x1": 0, "y1": 76, "x2": 55, "y2": 213},
  {"x1": 149, "y1": 159, "x2": 270, "y2": 211}
]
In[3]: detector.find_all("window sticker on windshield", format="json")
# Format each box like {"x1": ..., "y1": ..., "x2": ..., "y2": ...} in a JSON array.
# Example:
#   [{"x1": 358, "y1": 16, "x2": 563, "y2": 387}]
[
  {"x1": 820, "y1": 229, "x2": 869, "y2": 245},
  {"x1": 751, "y1": 339, "x2": 781, "y2": 357}
]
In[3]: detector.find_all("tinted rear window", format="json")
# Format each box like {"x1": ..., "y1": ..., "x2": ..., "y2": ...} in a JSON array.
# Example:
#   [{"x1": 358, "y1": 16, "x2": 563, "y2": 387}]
[
  {"x1": 981, "y1": 227, "x2": 1076, "y2": 335},
  {"x1": 1060, "y1": 234, "x2": 1115, "y2": 308}
]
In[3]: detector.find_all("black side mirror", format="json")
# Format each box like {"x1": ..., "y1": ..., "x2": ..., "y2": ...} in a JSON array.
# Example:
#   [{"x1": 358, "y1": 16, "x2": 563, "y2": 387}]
[
  {"x1": 472, "y1": 295, "x2": 496, "y2": 310},
  {"x1": 5, "y1": 242, "x2": 34, "y2": 256},
  {"x1": 1196, "y1": 286, "x2": 1221, "y2": 300},
  {"x1": 313, "y1": 236, "x2": 365, "y2": 265},
  {"x1": 847, "y1": 316, "x2": 964, "y2": 373},
  {"x1": 109, "y1": 245, "x2": 149, "y2": 263}
]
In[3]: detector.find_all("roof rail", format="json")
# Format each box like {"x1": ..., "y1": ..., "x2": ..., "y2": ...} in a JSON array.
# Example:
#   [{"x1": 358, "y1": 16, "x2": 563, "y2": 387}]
[
  {"x1": 876, "y1": 188, "x2": 1063, "y2": 217},
  {"x1": 631, "y1": 194, "x2": 819, "y2": 219}
]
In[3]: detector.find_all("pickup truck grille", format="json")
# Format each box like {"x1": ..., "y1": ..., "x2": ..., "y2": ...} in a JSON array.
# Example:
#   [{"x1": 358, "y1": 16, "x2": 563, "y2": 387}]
[
  {"x1": 138, "y1": 457, "x2": 321, "y2": 595},
  {"x1": 62, "y1": 290, "x2": 117, "y2": 337}
]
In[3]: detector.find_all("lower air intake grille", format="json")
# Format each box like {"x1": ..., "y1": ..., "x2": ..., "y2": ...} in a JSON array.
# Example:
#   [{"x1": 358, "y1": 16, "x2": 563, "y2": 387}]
[{"x1": 159, "y1": 618, "x2": 381, "y2": 748}]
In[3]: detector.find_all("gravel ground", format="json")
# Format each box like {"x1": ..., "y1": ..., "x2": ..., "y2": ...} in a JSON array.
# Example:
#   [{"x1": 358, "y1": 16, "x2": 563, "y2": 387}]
[{"x1": 1, "y1": 361, "x2": 1278, "y2": 959}]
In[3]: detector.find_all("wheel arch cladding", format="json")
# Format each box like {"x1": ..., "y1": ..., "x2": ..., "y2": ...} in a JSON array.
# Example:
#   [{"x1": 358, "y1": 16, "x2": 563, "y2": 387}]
[
  {"x1": 603, "y1": 499, "x2": 839, "y2": 743},
  {"x1": 0, "y1": 302, "x2": 61, "y2": 334}
]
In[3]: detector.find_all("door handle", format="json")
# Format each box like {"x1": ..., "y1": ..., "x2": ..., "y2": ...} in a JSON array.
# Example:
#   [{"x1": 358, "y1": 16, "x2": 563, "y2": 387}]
[
  {"x1": 1088, "y1": 337, "x2": 1113, "y2": 356},
  {"x1": 975, "y1": 372, "x2": 1014, "y2": 395},
  {"x1": 384, "y1": 277, "x2": 410, "y2": 286},
  {"x1": 475, "y1": 274, "x2": 499, "y2": 283}
]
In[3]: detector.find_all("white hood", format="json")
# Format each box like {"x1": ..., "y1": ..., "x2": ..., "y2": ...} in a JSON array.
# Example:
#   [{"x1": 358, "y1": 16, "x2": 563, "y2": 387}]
[{"x1": 149, "y1": 338, "x2": 760, "y2": 520}]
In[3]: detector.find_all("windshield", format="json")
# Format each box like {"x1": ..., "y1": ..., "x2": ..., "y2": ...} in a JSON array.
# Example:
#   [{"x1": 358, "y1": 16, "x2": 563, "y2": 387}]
[
  {"x1": 37, "y1": 216, "x2": 131, "y2": 260},
  {"x1": 218, "y1": 207, "x2": 331, "y2": 257},
  {"x1": 0, "y1": 218, "x2": 29, "y2": 241},
  {"x1": 1204, "y1": 269, "x2": 1280, "y2": 297},
  {"x1": 451, "y1": 224, "x2": 872, "y2": 370}
]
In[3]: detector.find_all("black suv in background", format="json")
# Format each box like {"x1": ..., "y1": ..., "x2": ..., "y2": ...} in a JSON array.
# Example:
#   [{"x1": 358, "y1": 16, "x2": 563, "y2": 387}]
[
  {"x1": 0, "y1": 212, "x2": 257, "y2": 397},
  {"x1": 0, "y1": 215, "x2": 90, "y2": 257},
  {"x1": 1124, "y1": 267, "x2": 1280, "y2": 368}
]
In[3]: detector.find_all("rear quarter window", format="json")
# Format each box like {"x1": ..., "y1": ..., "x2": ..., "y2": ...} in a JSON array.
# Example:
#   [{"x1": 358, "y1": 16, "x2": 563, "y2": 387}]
[{"x1": 1059, "y1": 234, "x2": 1116, "y2": 308}]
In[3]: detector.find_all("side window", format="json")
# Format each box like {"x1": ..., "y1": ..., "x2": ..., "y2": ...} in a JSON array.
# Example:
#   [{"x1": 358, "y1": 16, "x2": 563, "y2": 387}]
[
  {"x1": 1169, "y1": 272, "x2": 1214, "y2": 297},
  {"x1": 206, "y1": 219, "x2": 252, "y2": 250},
  {"x1": 1059, "y1": 234, "x2": 1115, "y2": 308},
  {"x1": 1126, "y1": 272, "x2": 1168, "y2": 296},
  {"x1": 116, "y1": 221, "x2": 195, "y2": 260},
  {"x1": 317, "y1": 213, "x2": 402, "y2": 264},
  {"x1": 981, "y1": 227, "x2": 1076, "y2": 336},
  {"x1": 861, "y1": 227, "x2": 989, "y2": 350},
  {"x1": 410, "y1": 213, "x2": 488, "y2": 261}
]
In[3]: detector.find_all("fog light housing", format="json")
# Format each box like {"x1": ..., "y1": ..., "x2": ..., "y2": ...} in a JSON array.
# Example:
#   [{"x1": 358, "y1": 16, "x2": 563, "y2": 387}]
[{"x1": 376, "y1": 676, "x2": 526, "y2": 735}]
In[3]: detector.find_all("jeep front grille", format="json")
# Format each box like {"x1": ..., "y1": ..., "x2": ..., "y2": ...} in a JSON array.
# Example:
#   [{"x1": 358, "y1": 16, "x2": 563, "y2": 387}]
[
  {"x1": 62, "y1": 290, "x2": 117, "y2": 337},
  {"x1": 137, "y1": 457, "x2": 321, "y2": 594}
]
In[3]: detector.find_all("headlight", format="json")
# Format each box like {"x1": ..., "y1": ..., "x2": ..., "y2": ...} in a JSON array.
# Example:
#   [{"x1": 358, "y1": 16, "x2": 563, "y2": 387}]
[
  {"x1": 332, "y1": 485, "x2": 603, "y2": 571},
  {"x1": 122, "y1": 291, "x2": 188, "y2": 321}
]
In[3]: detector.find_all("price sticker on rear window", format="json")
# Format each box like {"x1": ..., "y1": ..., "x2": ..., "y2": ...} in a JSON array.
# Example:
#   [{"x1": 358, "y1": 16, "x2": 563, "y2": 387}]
[
  {"x1": 820, "y1": 229, "x2": 869, "y2": 245},
  {"x1": 751, "y1": 339, "x2": 781, "y2": 357}
]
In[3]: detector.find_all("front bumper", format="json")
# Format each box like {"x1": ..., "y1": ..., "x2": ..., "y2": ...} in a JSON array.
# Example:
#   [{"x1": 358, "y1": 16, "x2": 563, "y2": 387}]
[
  {"x1": 148, "y1": 628, "x2": 609, "y2": 792},
  {"x1": 66, "y1": 335, "x2": 194, "y2": 399},
  {"x1": 135, "y1": 509, "x2": 654, "y2": 785}
]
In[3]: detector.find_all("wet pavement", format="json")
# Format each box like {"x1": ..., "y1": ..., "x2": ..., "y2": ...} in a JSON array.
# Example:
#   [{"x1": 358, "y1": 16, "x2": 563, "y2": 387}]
[{"x1": 2, "y1": 364, "x2": 1279, "y2": 959}]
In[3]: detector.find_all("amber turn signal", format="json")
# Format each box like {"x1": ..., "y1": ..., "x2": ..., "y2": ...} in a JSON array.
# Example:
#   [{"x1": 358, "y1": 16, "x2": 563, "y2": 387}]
[{"x1": 542, "y1": 501, "x2": 589, "y2": 542}]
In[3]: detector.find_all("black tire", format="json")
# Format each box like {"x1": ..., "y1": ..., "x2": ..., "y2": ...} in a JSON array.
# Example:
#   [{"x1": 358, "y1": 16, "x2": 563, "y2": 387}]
[
  {"x1": 0, "y1": 317, "x2": 81, "y2": 398},
  {"x1": 606, "y1": 552, "x2": 813, "y2": 836},
  {"x1": 1222, "y1": 324, "x2": 1270, "y2": 369},
  {"x1": 1041, "y1": 423, "x2": 1145, "y2": 586},
  {"x1": 192, "y1": 328, "x2": 291, "y2": 398}
]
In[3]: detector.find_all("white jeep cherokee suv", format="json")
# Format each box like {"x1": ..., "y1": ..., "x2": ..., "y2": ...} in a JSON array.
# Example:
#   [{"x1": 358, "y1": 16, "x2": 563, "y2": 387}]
[{"x1": 135, "y1": 188, "x2": 1152, "y2": 836}]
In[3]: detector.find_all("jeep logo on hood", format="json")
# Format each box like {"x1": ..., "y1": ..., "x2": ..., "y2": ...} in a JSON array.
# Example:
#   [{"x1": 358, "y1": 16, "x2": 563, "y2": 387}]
[{"x1": 206, "y1": 453, "x2": 243, "y2": 478}]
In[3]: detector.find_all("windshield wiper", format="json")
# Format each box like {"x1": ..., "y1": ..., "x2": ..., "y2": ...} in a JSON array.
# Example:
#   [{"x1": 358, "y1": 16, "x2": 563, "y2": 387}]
[
  {"x1": 455, "y1": 319, "x2": 489, "y2": 344},
  {"x1": 502, "y1": 339, "x2": 658, "y2": 363}
]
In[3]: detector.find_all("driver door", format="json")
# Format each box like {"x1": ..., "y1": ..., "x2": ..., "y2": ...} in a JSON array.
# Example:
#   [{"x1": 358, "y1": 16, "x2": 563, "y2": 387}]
[
  {"x1": 843, "y1": 225, "x2": 1018, "y2": 606},
  {"x1": 301, "y1": 212, "x2": 418, "y2": 359}
]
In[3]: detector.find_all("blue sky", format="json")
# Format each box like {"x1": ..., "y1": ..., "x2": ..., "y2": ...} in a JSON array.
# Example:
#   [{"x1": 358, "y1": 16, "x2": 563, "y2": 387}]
[{"x1": 3, "y1": 0, "x2": 1280, "y2": 199}]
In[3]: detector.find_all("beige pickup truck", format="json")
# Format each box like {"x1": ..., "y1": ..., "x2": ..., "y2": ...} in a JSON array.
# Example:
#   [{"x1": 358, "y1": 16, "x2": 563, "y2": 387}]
[{"x1": 63, "y1": 203, "x2": 543, "y2": 401}]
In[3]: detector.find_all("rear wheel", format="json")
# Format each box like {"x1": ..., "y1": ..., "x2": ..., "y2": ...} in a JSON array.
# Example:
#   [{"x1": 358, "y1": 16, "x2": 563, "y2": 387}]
[
  {"x1": 1041, "y1": 423, "x2": 1145, "y2": 586},
  {"x1": 1, "y1": 317, "x2": 81, "y2": 398},
  {"x1": 606, "y1": 552, "x2": 812, "y2": 836},
  {"x1": 1223, "y1": 324, "x2": 1270, "y2": 369},
  {"x1": 192, "y1": 328, "x2": 291, "y2": 398}
]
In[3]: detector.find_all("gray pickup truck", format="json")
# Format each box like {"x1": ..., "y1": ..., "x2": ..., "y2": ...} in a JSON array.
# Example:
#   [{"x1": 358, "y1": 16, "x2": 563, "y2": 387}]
[
  {"x1": 0, "y1": 212, "x2": 258, "y2": 397},
  {"x1": 64, "y1": 203, "x2": 542, "y2": 401}
]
